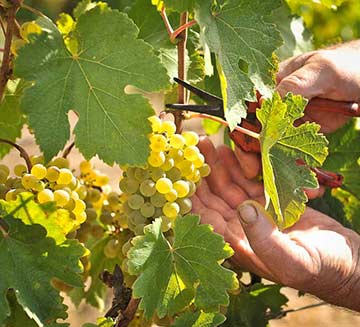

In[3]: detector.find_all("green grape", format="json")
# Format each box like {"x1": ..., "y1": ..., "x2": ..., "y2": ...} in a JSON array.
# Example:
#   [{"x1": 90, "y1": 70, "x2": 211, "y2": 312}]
[
  {"x1": 160, "y1": 120, "x2": 176, "y2": 135},
  {"x1": 68, "y1": 176, "x2": 78, "y2": 190},
  {"x1": 64, "y1": 198, "x2": 76, "y2": 211},
  {"x1": 184, "y1": 145, "x2": 200, "y2": 162},
  {"x1": 162, "y1": 202, "x2": 179, "y2": 218},
  {"x1": 165, "y1": 188, "x2": 177, "y2": 202},
  {"x1": 73, "y1": 199, "x2": 86, "y2": 215},
  {"x1": 46, "y1": 166, "x2": 60, "y2": 182},
  {"x1": 134, "y1": 223, "x2": 146, "y2": 235},
  {"x1": 107, "y1": 191, "x2": 119, "y2": 206},
  {"x1": 167, "y1": 167, "x2": 182, "y2": 181},
  {"x1": 161, "y1": 157, "x2": 174, "y2": 171},
  {"x1": 12, "y1": 178, "x2": 23, "y2": 189},
  {"x1": 0, "y1": 170, "x2": 8, "y2": 184},
  {"x1": 160, "y1": 216, "x2": 171, "y2": 232},
  {"x1": 104, "y1": 238, "x2": 121, "y2": 258},
  {"x1": 149, "y1": 134, "x2": 168, "y2": 152},
  {"x1": 33, "y1": 180, "x2": 45, "y2": 192},
  {"x1": 153, "y1": 207, "x2": 163, "y2": 218},
  {"x1": 90, "y1": 225, "x2": 104, "y2": 239},
  {"x1": 139, "y1": 179, "x2": 156, "y2": 197},
  {"x1": 127, "y1": 194, "x2": 145, "y2": 210},
  {"x1": 122, "y1": 239, "x2": 132, "y2": 256},
  {"x1": 0, "y1": 164, "x2": 10, "y2": 176},
  {"x1": 119, "y1": 177, "x2": 139, "y2": 194},
  {"x1": 14, "y1": 164, "x2": 27, "y2": 177},
  {"x1": 177, "y1": 198, "x2": 192, "y2": 215},
  {"x1": 140, "y1": 202, "x2": 155, "y2": 218},
  {"x1": 53, "y1": 190, "x2": 70, "y2": 207},
  {"x1": 134, "y1": 168, "x2": 150, "y2": 182},
  {"x1": 37, "y1": 189, "x2": 54, "y2": 203},
  {"x1": 31, "y1": 164, "x2": 47, "y2": 179},
  {"x1": 0, "y1": 184, "x2": 9, "y2": 199},
  {"x1": 176, "y1": 160, "x2": 194, "y2": 177},
  {"x1": 21, "y1": 174, "x2": 37, "y2": 189},
  {"x1": 193, "y1": 153, "x2": 205, "y2": 168},
  {"x1": 188, "y1": 180, "x2": 196, "y2": 197},
  {"x1": 114, "y1": 212, "x2": 128, "y2": 229},
  {"x1": 128, "y1": 210, "x2": 147, "y2": 225},
  {"x1": 30, "y1": 155, "x2": 44, "y2": 165},
  {"x1": 5, "y1": 189, "x2": 17, "y2": 201},
  {"x1": 149, "y1": 167, "x2": 165, "y2": 181},
  {"x1": 76, "y1": 184, "x2": 87, "y2": 200},
  {"x1": 86, "y1": 188, "x2": 101, "y2": 202},
  {"x1": 150, "y1": 192, "x2": 167, "y2": 207},
  {"x1": 199, "y1": 163, "x2": 211, "y2": 177},
  {"x1": 100, "y1": 211, "x2": 113, "y2": 225},
  {"x1": 182, "y1": 131, "x2": 199, "y2": 146},
  {"x1": 169, "y1": 134, "x2": 185, "y2": 149},
  {"x1": 155, "y1": 177, "x2": 172, "y2": 194},
  {"x1": 148, "y1": 115, "x2": 162, "y2": 133},
  {"x1": 85, "y1": 208, "x2": 97, "y2": 222},
  {"x1": 148, "y1": 151, "x2": 165, "y2": 167},
  {"x1": 50, "y1": 157, "x2": 69, "y2": 168},
  {"x1": 123, "y1": 201, "x2": 132, "y2": 214},
  {"x1": 173, "y1": 180, "x2": 189, "y2": 198},
  {"x1": 57, "y1": 168, "x2": 73, "y2": 185}
]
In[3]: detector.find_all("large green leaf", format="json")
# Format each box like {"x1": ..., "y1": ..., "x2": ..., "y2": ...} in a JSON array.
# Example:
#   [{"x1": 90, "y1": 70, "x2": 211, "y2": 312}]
[
  {"x1": 0, "y1": 215, "x2": 86, "y2": 326},
  {"x1": 172, "y1": 310, "x2": 225, "y2": 327},
  {"x1": 195, "y1": 0, "x2": 283, "y2": 129},
  {"x1": 0, "y1": 80, "x2": 26, "y2": 159},
  {"x1": 127, "y1": 215, "x2": 238, "y2": 319},
  {"x1": 0, "y1": 193, "x2": 81, "y2": 244},
  {"x1": 14, "y1": 7, "x2": 169, "y2": 165},
  {"x1": 223, "y1": 283, "x2": 288, "y2": 327},
  {"x1": 257, "y1": 93, "x2": 328, "y2": 228}
]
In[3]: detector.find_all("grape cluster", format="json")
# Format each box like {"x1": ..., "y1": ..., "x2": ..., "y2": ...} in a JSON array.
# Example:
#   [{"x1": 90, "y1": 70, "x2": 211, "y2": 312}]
[
  {"x1": 0, "y1": 156, "x2": 87, "y2": 227},
  {"x1": 119, "y1": 116, "x2": 210, "y2": 234}
]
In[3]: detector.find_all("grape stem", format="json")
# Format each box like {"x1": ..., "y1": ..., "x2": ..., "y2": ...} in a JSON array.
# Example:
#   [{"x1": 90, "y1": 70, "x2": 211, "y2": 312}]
[
  {"x1": 267, "y1": 301, "x2": 327, "y2": 320},
  {"x1": 62, "y1": 141, "x2": 75, "y2": 159},
  {"x1": 0, "y1": 138, "x2": 32, "y2": 172},
  {"x1": 189, "y1": 113, "x2": 260, "y2": 140},
  {"x1": 115, "y1": 298, "x2": 140, "y2": 327}
]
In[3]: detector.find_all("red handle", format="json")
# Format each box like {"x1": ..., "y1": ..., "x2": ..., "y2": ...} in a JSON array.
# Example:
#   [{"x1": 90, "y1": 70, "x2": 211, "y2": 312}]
[{"x1": 306, "y1": 98, "x2": 360, "y2": 117}]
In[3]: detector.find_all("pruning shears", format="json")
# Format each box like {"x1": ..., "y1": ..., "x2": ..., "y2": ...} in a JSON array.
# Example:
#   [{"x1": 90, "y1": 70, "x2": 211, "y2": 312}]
[{"x1": 166, "y1": 77, "x2": 360, "y2": 188}]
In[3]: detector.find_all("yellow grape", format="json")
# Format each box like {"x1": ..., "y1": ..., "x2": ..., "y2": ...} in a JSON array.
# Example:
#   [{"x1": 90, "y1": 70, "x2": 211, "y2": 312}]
[
  {"x1": 54, "y1": 190, "x2": 70, "y2": 207},
  {"x1": 168, "y1": 148, "x2": 184, "y2": 164},
  {"x1": 79, "y1": 161, "x2": 92, "y2": 174},
  {"x1": 150, "y1": 134, "x2": 168, "y2": 152},
  {"x1": 169, "y1": 134, "x2": 185, "y2": 149},
  {"x1": 31, "y1": 164, "x2": 47, "y2": 179},
  {"x1": 160, "y1": 216, "x2": 171, "y2": 232},
  {"x1": 193, "y1": 153, "x2": 205, "y2": 168},
  {"x1": 14, "y1": 164, "x2": 27, "y2": 177},
  {"x1": 37, "y1": 189, "x2": 54, "y2": 203},
  {"x1": 76, "y1": 184, "x2": 87, "y2": 200},
  {"x1": 5, "y1": 189, "x2": 17, "y2": 201},
  {"x1": 165, "y1": 188, "x2": 177, "y2": 202},
  {"x1": 184, "y1": 145, "x2": 200, "y2": 161},
  {"x1": 33, "y1": 180, "x2": 45, "y2": 192},
  {"x1": 161, "y1": 157, "x2": 174, "y2": 171},
  {"x1": 160, "y1": 120, "x2": 176, "y2": 135},
  {"x1": 177, "y1": 198, "x2": 192, "y2": 215},
  {"x1": 182, "y1": 131, "x2": 199, "y2": 146},
  {"x1": 57, "y1": 168, "x2": 73, "y2": 185},
  {"x1": 199, "y1": 163, "x2": 211, "y2": 177},
  {"x1": 21, "y1": 174, "x2": 37, "y2": 189},
  {"x1": 73, "y1": 199, "x2": 86, "y2": 215},
  {"x1": 50, "y1": 157, "x2": 69, "y2": 168},
  {"x1": 30, "y1": 155, "x2": 44, "y2": 165},
  {"x1": 162, "y1": 202, "x2": 179, "y2": 219},
  {"x1": 173, "y1": 180, "x2": 189, "y2": 198},
  {"x1": 46, "y1": 166, "x2": 60, "y2": 182},
  {"x1": 155, "y1": 177, "x2": 172, "y2": 194},
  {"x1": 148, "y1": 115, "x2": 162, "y2": 133},
  {"x1": 176, "y1": 160, "x2": 194, "y2": 176},
  {"x1": 148, "y1": 151, "x2": 165, "y2": 167}
]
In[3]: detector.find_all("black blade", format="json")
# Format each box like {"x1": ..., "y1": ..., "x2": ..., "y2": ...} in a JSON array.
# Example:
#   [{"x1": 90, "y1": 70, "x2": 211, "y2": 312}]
[{"x1": 165, "y1": 103, "x2": 225, "y2": 119}]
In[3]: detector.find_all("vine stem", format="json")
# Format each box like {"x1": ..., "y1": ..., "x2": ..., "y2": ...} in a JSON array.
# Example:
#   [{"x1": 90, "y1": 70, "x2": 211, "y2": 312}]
[
  {"x1": 115, "y1": 298, "x2": 140, "y2": 327},
  {"x1": 0, "y1": 2, "x2": 20, "y2": 100},
  {"x1": 268, "y1": 301, "x2": 327, "y2": 320},
  {"x1": 170, "y1": 19, "x2": 197, "y2": 43},
  {"x1": 62, "y1": 141, "x2": 75, "y2": 159},
  {"x1": 190, "y1": 113, "x2": 260, "y2": 140},
  {"x1": 0, "y1": 138, "x2": 32, "y2": 172}
]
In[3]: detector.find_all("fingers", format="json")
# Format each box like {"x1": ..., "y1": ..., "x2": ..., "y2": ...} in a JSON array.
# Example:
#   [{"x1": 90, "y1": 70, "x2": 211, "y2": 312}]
[
  {"x1": 305, "y1": 186, "x2": 325, "y2": 199},
  {"x1": 233, "y1": 146, "x2": 261, "y2": 180},
  {"x1": 276, "y1": 62, "x2": 326, "y2": 100},
  {"x1": 237, "y1": 201, "x2": 316, "y2": 287}
]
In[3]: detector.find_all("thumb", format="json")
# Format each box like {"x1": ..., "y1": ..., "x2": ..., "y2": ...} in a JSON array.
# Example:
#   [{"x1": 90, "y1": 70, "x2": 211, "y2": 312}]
[
  {"x1": 276, "y1": 62, "x2": 325, "y2": 100},
  {"x1": 237, "y1": 201, "x2": 309, "y2": 285}
]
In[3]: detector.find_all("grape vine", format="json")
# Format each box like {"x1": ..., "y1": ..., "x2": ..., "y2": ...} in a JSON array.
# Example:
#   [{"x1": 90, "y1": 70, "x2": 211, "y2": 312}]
[{"x1": 0, "y1": 0, "x2": 359, "y2": 327}]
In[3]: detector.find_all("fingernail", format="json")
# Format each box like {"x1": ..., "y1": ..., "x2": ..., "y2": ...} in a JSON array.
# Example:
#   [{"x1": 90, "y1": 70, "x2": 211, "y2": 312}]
[{"x1": 238, "y1": 203, "x2": 258, "y2": 224}]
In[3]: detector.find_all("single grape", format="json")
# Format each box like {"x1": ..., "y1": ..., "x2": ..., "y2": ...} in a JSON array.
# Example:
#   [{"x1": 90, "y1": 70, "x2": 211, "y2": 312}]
[
  {"x1": 160, "y1": 216, "x2": 171, "y2": 232},
  {"x1": 73, "y1": 199, "x2": 86, "y2": 215},
  {"x1": 169, "y1": 134, "x2": 185, "y2": 149},
  {"x1": 182, "y1": 131, "x2": 199, "y2": 146},
  {"x1": 119, "y1": 177, "x2": 139, "y2": 194},
  {"x1": 167, "y1": 167, "x2": 182, "y2": 181},
  {"x1": 54, "y1": 189, "x2": 70, "y2": 207},
  {"x1": 150, "y1": 192, "x2": 167, "y2": 207},
  {"x1": 21, "y1": 174, "x2": 37, "y2": 189},
  {"x1": 150, "y1": 134, "x2": 168, "y2": 152},
  {"x1": 114, "y1": 212, "x2": 128, "y2": 229},
  {"x1": 85, "y1": 208, "x2": 97, "y2": 222},
  {"x1": 57, "y1": 168, "x2": 73, "y2": 185},
  {"x1": 184, "y1": 145, "x2": 200, "y2": 161},
  {"x1": 134, "y1": 168, "x2": 150, "y2": 182},
  {"x1": 160, "y1": 120, "x2": 176, "y2": 135},
  {"x1": 177, "y1": 160, "x2": 194, "y2": 176},
  {"x1": 50, "y1": 157, "x2": 69, "y2": 169},
  {"x1": 199, "y1": 163, "x2": 211, "y2": 177},
  {"x1": 31, "y1": 164, "x2": 47, "y2": 179},
  {"x1": 177, "y1": 198, "x2": 192, "y2": 215},
  {"x1": 76, "y1": 184, "x2": 87, "y2": 200},
  {"x1": 165, "y1": 188, "x2": 177, "y2": 202},
  {"x1": 148, "y1": 115, "x2": 162, "y2": 133},
  {"x1": 139, "y1": 179, "x2": 156, "y2": 197},
  {"x1": 33, "y1": 180, "x2": 45, "y2": 192},
  {"x1": 173, "y1": 180, "x2": 190, "y2": 198},
  {"x1": 162, "y1": 202, "x2": 180, "y2": 218},
  {"x1": 127, "y1": 194, "x2": 145, "y2": 210},
  {"x1": 37, "y1": 189, "x2": 54, "y2": 203},
  {"x1": 14, "y1": 164, "x2": 27, "y2": 177},
  {"x1": 30, "y1": 155, "x2": 44, "y2": 165},
  {"x1": 149, "y1": 167, "x2": 165, "y2": 181},
  {"x1": 188, "y1": 180, "x2": 196, "y2": 197},
  {"x1": 148, "y1": 151, "x2": 165, "y2": 167},
  {"x1": 188, "y1": 169, "x2": 201, "y2": 183},
  {"x1": 46, "y1": 166, "x2": 60, "y2": 182},
  {"x1": 128, "y1": 210, "x2": 147, "y2": 225},
  {"x1": 86, "y1": 188, "x2": 102, "y2": 203},
  {"x1": 20, "y1": 21, "x2": 42, "y2": 41},
  {"x1": 193, "y1": 153, "x2": 205, "y2": 168},
  {"x1": 140, "y1": 202, "x2": 155, "y2": 218},
  {"x1": 0, "y1": 164, "x2": 10, "y2": 176},
  {"x1": 104, "y1": 238, "x2": 121, "y2": 258},
  {"x1": 107, "y1": 191, "x2": 120, "y2": 206},
  {"x1": 64, "y1": 198, "x2": 76, "y2": 211},
  {"x1": 134, "y1": 223, "x2": 146, "y2": 235},
  {"x1": 5, "y1": 189, "x2": 16, "y2": 201},
  {"x1": 100, "y1": 211, "x2": 113, "y2": 225},
  {"x1": 90, "y1": 225, "x2": 104, "y2": 238},
  {"x1": 0, "y1": 170, "x2": 8, "y2": 184},
  {"x1": 155, "y1": 177, "x2": 172, "y2": 194},
  {"x1": 161, "y1": 157, "x2": 175, "y2": 171},
  {"x1": 168, "y1": 148, "x2": 184, "y2": 164}
]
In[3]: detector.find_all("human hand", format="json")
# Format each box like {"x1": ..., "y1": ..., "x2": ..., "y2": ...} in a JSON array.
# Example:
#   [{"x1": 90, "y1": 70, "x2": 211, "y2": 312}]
[
  {"x1": 276, "y1": 41, "x2": 360, "y2": 133},
  {"x1": 192, "y1": 138, "x2": 360, "y2": 311}
]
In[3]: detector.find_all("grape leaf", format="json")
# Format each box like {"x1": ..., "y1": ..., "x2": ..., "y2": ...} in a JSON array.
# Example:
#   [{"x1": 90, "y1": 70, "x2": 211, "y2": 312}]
[
  {"x1": 0, "y1": 215, "x2": 86, "y2": 326},
  {"x1": 257, "y1": 93, "x2": 328, "y2": 228},
  {"x1": 83, "y1": 317, "x2": 114, "y2": 327},
  {"x1": 14, "y1": 7, "x2": 169, "y2": 165},
  {"x1": 127, "y1": 215, "x2": 238, "y2": 319},
  {"x1": 0, "y1": 80, "x2": 26, "y2": 159},
  {"x1": 172, "y1": 310, "x2": 225, "y2": 327},
  {"x1": 0, "y1": 192, "x2": 83, "y2": 244},
  {"x1": 223, "y1": 283, "x2": 288, "y2": 327},
  {"x1": 69, "y1": 236, "x2": 118, "y2": 309},
  {"x1": 195, "y1": 0, "x2": 283, "y2": 129}
]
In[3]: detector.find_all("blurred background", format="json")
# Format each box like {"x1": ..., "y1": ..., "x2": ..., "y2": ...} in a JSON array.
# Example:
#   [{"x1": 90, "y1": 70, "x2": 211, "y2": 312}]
[{"x1": 4, "y1": 0, "x2": 360, "y2": 325}]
